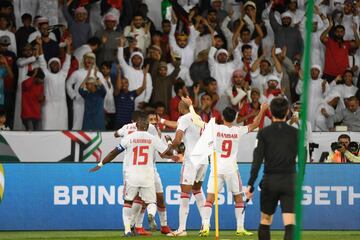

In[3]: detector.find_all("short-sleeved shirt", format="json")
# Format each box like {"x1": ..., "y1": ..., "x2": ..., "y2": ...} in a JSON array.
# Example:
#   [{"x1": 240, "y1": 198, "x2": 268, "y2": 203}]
[
  {"x1": 324, "y1": 38, "x2": 351, "y2": 77},
  {"x1": 114, "y1": 90, "x2": 138, "y2": 127},
  {"x1": 176, "y1": 113, "x2": 203, "y2": 161},
  {"x1": 212, "y1": 124, "x2": 248, "y2": 174},
  {"x1": 120, "y1": 131, "x2": 168, "y2": 187}
]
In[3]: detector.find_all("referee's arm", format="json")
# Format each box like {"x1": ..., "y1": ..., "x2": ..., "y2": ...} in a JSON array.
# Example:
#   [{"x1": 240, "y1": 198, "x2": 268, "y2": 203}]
[{"x1": 247, "y1": 130, "x2": 265, "y2": 193}]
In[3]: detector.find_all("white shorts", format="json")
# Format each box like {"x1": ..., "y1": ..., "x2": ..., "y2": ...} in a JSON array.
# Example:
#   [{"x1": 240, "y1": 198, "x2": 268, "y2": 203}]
[
  {"x1": 154, "y1": 170, "x2": 163, "y2": 193},
  {"x1": 180, "y1": 161, "x2": 208, "y2": 185},
  {"x1": 206, "y1": 171, "x2": 242, "y2": 195},
  {"x1": 123, "y1": 180, "x2": 156, "y2": 204}
]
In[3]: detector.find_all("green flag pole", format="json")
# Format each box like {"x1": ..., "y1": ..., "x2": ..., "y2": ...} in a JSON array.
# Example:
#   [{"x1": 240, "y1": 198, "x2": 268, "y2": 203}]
[{"x1": 295, "y1": 1, "x2": 314, "y2": 240}]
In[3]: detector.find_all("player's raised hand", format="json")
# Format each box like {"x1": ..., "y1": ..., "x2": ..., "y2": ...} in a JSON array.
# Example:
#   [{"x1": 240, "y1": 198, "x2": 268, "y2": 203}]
[{"x1": 89, "y1": 165, "x2": 101, "y2": 173}]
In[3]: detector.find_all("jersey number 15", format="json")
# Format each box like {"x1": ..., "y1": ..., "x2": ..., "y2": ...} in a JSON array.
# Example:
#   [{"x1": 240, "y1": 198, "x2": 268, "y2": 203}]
[{"x1": 133, "y1": 146, "x2": 149, "y2": 165}]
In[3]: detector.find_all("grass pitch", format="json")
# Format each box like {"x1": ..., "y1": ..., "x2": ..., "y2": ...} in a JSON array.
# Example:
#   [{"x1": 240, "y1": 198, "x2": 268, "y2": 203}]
[{"x1": 0, "y1": 231, "x2": 359, "y2": 240}]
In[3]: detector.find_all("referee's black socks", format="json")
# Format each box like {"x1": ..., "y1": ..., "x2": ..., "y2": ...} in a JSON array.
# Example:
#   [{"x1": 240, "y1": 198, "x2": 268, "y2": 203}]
[
  {"x1": 258, "y1": 224, "x2": 270, "y2": 240},
  {"x1": 284, "y1": 224, "x2": 295, "y2": 240}
]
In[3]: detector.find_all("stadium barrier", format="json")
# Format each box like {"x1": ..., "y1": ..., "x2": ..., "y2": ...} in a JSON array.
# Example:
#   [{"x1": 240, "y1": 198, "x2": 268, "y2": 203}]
[
  {"x1": 0, "y1": 163, "x2": 359, "y2": 230},
  {"x1": 1, "y1": 131, "x2": 359, "y2": 162}
]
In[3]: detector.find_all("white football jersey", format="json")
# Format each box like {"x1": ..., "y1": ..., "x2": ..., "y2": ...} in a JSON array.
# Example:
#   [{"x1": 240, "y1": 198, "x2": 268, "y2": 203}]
[
  {"x1": 177, "y1": 113, "x2": 203, "y2": 161},
  {"x1": 120, "y1": 131, "x2": 168, "y2": 187},
  {"x1": 212, "y1": 124, "x2": 248, "y2": 174}
]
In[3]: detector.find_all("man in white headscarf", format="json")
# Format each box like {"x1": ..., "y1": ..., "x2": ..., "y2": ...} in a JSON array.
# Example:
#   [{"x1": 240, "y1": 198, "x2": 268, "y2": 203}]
[
  {"x1": 118, "y1": 37, "x2": 153, "y2": 110},
  {"x1": 296, "y1": 64, "x2": 329, "y2": 128},
  {"x1": 314, "y1": 90, "x2": 341, "y2": 131},
  {"x1": 66, "y1": 52, "x2": 105, "y2": 130},
  {"x1": 208, "y1": 42, "x2": 242, "y2": 111},
  {"x1": 38, "y1": 37, "x2": 71, "y2": 130}
]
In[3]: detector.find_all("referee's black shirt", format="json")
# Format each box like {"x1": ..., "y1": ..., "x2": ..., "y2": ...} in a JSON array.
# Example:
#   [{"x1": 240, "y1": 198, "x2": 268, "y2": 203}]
[{"x1": 248, "y1": 121, "x2": 298, "y2": 188}]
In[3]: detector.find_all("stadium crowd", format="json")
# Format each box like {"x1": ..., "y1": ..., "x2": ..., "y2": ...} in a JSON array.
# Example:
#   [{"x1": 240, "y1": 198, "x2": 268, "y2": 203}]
[{"x1": 0, "y1": 0, "x2": 359, "y2": 132}]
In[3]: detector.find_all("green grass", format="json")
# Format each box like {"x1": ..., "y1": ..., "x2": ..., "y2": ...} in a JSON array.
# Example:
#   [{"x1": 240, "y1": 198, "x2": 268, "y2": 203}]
[{"x1": 0, "y1": 231, "x2": 359, "y2": 240}]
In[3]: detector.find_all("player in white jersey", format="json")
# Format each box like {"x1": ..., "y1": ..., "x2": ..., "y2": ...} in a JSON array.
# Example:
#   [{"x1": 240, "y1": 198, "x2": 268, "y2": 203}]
[
  {"x1": 167, "y1": 100, "x2": 208, "y2": 237},
  {"x1": 181, "y1": 96, "x2": 268, "y2": 237},
  {"x1": 113, "y1": 112, "x2": 172, "y2": 235},
  {"x1": 90, "y1": 113, "x2": 178, "y2": 237}
]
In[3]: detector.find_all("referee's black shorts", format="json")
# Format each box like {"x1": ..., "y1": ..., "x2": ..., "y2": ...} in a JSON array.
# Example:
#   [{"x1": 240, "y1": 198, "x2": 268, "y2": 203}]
[{"x1": 260, "y1": 173, "x2": 296, "y2": 215}]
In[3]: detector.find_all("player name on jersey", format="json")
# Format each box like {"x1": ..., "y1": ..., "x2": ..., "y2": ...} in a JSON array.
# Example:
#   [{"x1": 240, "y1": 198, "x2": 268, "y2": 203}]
[
  {"x1": 130, "y1": 139, "x2": 152, "y2": 144},
  {"x1": 216, "y1": 132, "x2": 239, "y2": 139}
]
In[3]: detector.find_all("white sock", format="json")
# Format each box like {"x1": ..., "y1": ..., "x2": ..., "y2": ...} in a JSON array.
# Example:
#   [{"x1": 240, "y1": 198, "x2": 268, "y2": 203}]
[
  {"x1": 158, "y1": 207, "x2": 167, "y2": 226},
  {"x1": 178, "y1": 192, "x2": 190, "y2": 231},
  {"x1": 193, "y1": 189, "x2": 205, "y2": 219},
  {"x1": 135, "y1": 205, "x2": 146, "y2": 228},
  {"x1": 147, "y1": 203, "x2": 157, "y2": 217},
  {"x1": 123, "y1": 203, "x2": 132, "y2": 233},
  {"x1": 130, "y1": 200, "x2": 143, "y2": 226},
  {"x1": 202, "y1": 201, "x2": 213, "y2": 227},
  {"x1": 235, "y1": 202, "x2": 245, "y2": 230}
]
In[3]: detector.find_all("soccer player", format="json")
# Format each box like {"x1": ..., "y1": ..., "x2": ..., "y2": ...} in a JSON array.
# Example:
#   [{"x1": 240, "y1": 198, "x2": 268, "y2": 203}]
[
  {"x1": 113, "y1": 111, "x2": 172, "y2": 235},
  {"x1": 167, "y1": 100, "x2": 208, "y2": 237},
  {"x1": 90, "y1": 113, "x2": 178, "y2": 237},
  {"x1": 182, "y1": 96, "x2": 268, "y2": 237},
  {"x1": 246, "y1": 97, "x2": 298, "y2": 240}
]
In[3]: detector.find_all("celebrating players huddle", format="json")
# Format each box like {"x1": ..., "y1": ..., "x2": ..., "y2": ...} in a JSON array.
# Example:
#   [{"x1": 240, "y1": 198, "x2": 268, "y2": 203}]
[{"x1": 90, "y1": 97, "x2": 268, "y2": 237}]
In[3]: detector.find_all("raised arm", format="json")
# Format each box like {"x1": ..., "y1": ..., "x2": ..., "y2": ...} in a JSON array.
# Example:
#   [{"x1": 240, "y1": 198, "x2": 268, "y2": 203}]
[
  {"x1": 320, "y1": 16, "x2": 333, "y2": 44},
  {"x1": 269, "y1": 9, "x2": 281, "y2": 33},
  {"x1": 182, "y1": 96, "x2": 205, "y2": 128},
  {"x1": 271, "y1": 47, "x2": 283, "y2": 74},
  {"x1": 113, "y1": 65, "x2": 122, "y2": 96},
  {"x1": 247, "y1": 102, "x2": 269, "y2": 132},
  {"x1": 136, "y1": 65, "x2": 149, "y2": 96},
  {"x1": 117, "y1": 37, "x2": 131, "y2": 73}
]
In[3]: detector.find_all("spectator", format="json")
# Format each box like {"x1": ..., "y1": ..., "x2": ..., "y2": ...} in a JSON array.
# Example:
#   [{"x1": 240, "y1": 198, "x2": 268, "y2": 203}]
[
  {"x1": 113, "y1": 65, "x2": 148, "y2": 129},
  {"x1": 124, "y1": 13, "x2": 151, "y2": 55},
  {"x1": 21, "y1": 68, "x2": 45, "y2": 131},
  {"x1": 0, "y1": 108, "x2": 9, "y2": 130},
  {"x1": 198, "y1": 92, "x2": 222, "y2": 124},
  {"x1": 327, "y1": 96, "x2": 360, "y2": 131},
  {"x1": 14, "y1": 43, "x2": 39, "y2": 130},
  {"x1": 27, "y1": 16, "x2": 57, "y2": 43},
  {"x1": 269, "y1": 9, "x2": 304, "y2": 61},
  {"x1": 314, "y1": 91, "x2": 341, "y2": 131},
  {"x1": 94, "y1": 12, "x2": 121, "y2": 66},
  {"x1": 330, "y1": 70, "x2": 358, "y2": 111},
  {"x1": 38, "y1": 37, "x2": 71, "y2": 130},
  {"x1": 37, "y1": 20, "x2": 59, "y2": 62},
  {"x1": 321, "y1": 20, "x2": 360, "y2": 82},
  {"x1": 208, "y1": 34, "x2": 241, "y2": 112},
  {"x1": 203, "y1": 0, "x2": 227, "y2": 25},
  {"x1": 0, "y1": 54, "x2": 12, "y2": 111},
  {"x1": 122, "y1": 36, "x2": 140, "y2": 64},
  {"x1": 117, "y1": 37, "x2": 153, "y2": 110},
  {"x1": 73, "y1": 36, "x2": 101, "y2": 64},
  {"x1": 237, "y1": 88, "x2": 271, "y2": 128},
  {"x1": 149, "y1": 50, "x2": 180, "y2": 112},
  {"x1": 326, "y1": 134, "x2": 360, "y2": 163},
  {"x1": 62, "y1": 2, "x2": 92, "y2": 50},
  {"x1": 66, "y1": 52, "x2": 105, "y2": 130},
  {"x1": 261, "y1": 74, "x2": 285, "y2": 104},
  {"x1": 154, "y1": 101, "x2": 171, "y2": 130},
  {"x1": 79, "y1": 74, "x2": 106, "y2": 131},
  {"x1": 199, "y1": 77, "x2": 219, "y2": 109},
  {"x1": 100, "y1": 61, "x2": 116, "y2": 130},
  {"x1": 287, "y1": 0, "x2": 305, "y2": 26},
  {"x1": 225, "y1": 69, "x2": 249, "y2": 111},
  {"x1": 169, "y1": 80, "x2": 188, "y2": 121},
  {"x1": 250, "y1": 47, "x2": 283, "y2": 96},
  {"x1": 0, "y1": 36, "x2": 16, "y2": 129},
  {"x1": 0, "y1": 14, "x2": 17, "y2": 55},
  {"x1": 296, "y1": 64, "x2": 329, "y2": 128},
  {"x1": 15, "y1": 13, "x2": 36, "y2": 57},
  {"x1": 189, "y1": 49, "x2": 211, "y2": 86}
]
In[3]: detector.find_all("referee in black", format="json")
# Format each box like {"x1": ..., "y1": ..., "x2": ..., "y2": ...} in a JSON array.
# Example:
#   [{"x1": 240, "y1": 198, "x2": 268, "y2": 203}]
[{"x1": 245, "y1": 97, "x2": 298, "y2": 240}]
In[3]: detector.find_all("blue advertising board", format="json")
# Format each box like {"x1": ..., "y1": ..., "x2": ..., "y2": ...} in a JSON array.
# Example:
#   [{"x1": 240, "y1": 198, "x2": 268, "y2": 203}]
[{"x1": 0, "y1": 163, "x2": 359, "y2": 230}]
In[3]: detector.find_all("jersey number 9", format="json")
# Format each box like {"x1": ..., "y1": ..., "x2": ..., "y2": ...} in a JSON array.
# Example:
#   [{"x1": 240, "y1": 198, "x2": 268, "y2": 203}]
[{"x1": 221, "y1": 140, "x2": 232, "y2": 158}]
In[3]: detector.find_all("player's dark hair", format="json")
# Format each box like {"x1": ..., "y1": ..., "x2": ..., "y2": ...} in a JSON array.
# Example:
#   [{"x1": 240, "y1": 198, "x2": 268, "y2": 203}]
[
  {"x1": 270, "y1": 97, "x2": 289, "y2": 119},
  {"x1": 136, "y1": 111, "x2": 149, "y2": 130},
  {"x1": 222, "y1": 107, "x2": 236, "y2": 122},
  {"x1": 338, "y1": 134, "x2": 350, "y2": 141},
  {"x1": 131, "y1": 111, "x2": 143, "y2": 122}
]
